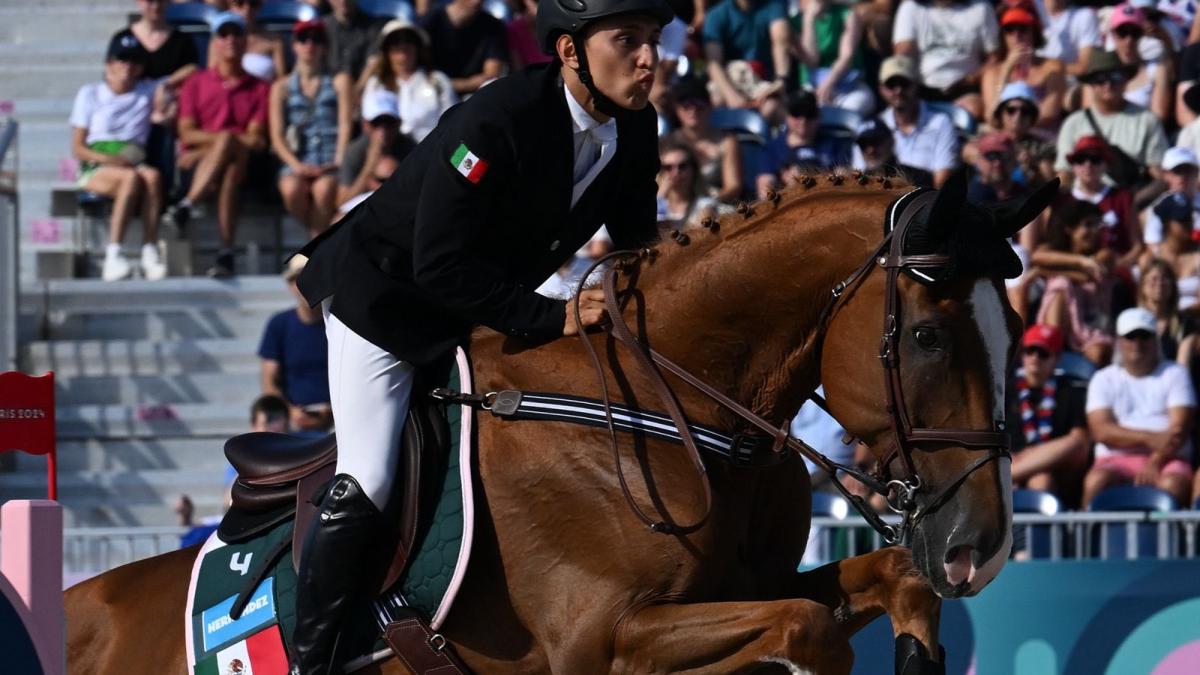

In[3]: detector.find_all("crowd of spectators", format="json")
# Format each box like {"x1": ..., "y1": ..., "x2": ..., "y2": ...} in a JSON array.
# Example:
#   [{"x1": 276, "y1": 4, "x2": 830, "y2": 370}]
[{"x1": 67, "y1": 0, "x2": 1200, "y2": 512}]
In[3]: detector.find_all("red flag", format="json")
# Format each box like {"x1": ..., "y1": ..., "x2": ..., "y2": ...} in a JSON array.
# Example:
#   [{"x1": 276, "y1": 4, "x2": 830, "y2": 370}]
[{"x1": 0, "y1": 372, "x2": 57, "y2": 499}]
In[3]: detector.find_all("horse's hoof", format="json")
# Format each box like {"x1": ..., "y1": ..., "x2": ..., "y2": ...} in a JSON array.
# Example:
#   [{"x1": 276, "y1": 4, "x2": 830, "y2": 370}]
[{"x1": 895, "y1": 633, "x2": 945, "y2": 675}]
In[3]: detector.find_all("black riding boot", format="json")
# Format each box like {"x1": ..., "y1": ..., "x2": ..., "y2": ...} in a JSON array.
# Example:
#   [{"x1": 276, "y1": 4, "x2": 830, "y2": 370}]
[{"x1": 290, "y1": 474, "x2": 384, "y2": 675}]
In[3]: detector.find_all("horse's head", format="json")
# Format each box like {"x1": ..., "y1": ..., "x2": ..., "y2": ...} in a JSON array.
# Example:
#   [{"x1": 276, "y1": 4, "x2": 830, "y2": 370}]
[{"x1": 821, "y1": 171, "x2": 1057, "y2": 598}]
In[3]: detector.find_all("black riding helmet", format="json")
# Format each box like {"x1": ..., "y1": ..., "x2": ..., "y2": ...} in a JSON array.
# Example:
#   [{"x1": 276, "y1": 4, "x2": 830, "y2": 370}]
[{"x1": 536, "y1": 0, "x2": 674, "y2": 118}]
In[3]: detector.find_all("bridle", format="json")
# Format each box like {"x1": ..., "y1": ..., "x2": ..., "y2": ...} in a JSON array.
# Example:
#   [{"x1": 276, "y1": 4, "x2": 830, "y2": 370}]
[{"x1": 575, "y1": 188, "x2": 1012, "y2": 544}]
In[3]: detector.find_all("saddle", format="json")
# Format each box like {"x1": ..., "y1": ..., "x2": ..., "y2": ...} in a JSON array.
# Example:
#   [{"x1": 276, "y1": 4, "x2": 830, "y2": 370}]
[{"x1": 219, "y1": 386, "x2": 452, "y2": 594}]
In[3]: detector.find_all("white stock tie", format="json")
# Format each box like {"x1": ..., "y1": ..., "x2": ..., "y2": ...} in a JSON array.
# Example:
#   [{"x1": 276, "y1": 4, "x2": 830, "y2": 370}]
[{"x1": 571, "y1": 121, "x2": 617, "y2": 209}]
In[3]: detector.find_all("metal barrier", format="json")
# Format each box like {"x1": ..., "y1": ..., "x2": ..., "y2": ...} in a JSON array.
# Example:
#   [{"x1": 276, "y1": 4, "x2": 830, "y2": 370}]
[
  {"x1": 806, "y1": 511, "x2": 1200, "y2": 564},
  {"x1": 62, "y1": 526, "x2": 187, "y2": 577}
]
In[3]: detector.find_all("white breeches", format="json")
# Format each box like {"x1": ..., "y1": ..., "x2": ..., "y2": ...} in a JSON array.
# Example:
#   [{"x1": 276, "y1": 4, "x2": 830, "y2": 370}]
[{"x1": 323, "y1": 300, "x2": 415, "y2": 511}]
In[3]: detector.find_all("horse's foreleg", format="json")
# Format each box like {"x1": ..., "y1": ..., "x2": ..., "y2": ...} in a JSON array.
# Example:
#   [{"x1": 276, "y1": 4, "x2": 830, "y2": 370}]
[
  {"x1": 611, "y1": 599, "x2": 853, "y2": 674},
  {"x1": 790, "y1": 547, "x2": 943, "y2": 675}
]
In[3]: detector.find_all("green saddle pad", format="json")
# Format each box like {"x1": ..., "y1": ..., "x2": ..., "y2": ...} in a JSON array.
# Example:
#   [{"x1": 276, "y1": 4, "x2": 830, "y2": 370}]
[{"x1": 187, "y1": 350, "x2": 474, "y2": 672}]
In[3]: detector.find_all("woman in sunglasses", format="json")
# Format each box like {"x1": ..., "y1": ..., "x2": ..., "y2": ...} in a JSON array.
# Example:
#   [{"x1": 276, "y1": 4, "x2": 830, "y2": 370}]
[
  {"x1": 362, "y1": 20, "x2": 457, "y2": 144},
  {"x1": 655, "y1": 139, "x2": 722, "y2": 232},
  {"x1": 1107, "y1": 3, "x2": 1174, "y2": 121},
  {"x1": 207, "y1": 0, "x2": 286, "y2": 81},
  {"x1": 269, "y1": 19, "x2": 352, "y2": 238},
  {"x1": 981, "y1": 0, "x2": 1066, "y2": 128},
  {"x1": 1065, "y1": 135, "x2": 1141, "y2": 267}
]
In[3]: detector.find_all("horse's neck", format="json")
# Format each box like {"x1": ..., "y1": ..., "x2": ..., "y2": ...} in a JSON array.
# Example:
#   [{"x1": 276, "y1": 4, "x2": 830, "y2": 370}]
[{"x1": 632, "y1": 189, "x2": 890, "y2": 424}]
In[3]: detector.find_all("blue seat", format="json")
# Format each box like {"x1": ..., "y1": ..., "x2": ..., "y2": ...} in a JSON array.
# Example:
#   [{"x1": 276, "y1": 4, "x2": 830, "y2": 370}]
[
  {"x1": 925, "y1": 101, "x2": 977, "y2": 138},
  {"x1": 258, "y1": 1, "x2": 318, "y2": 30},
  {"x1": 165, "y1": 2, "x2": 216, "y2": 67},
  {"x1": 483, "y1": 0, "x2": 511, "y2": 22},
  {"x1": 818, "y1": 107, "x2": 862, "y2": 140},
  {"x1": 77, "y1": 191, "x2": 113, "y2": 217},
  {"x1": 1089, "y1": 486, "x2": 1177, "y2": 560},
  {"x1": 357, "y1": 0, "x2": 415, "y2": 20},
  {"x1": 811, "y1": 492, "x2": 850, "y2": 519},
  {"x1": 1012, "y1": 489, "x2": 1061, "y2": 559},
  {"x1": 737, "y1": 138, "x2": 768, "y2": 200},
  {"x1": 710, "y1": 108, "x2": 770, "y2": 141}
]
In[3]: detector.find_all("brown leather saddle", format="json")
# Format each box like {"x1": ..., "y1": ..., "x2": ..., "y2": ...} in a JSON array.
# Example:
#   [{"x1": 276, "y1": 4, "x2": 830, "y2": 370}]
[{"x1": 218, "y1": 388, "x2": 452, "y2": 594}]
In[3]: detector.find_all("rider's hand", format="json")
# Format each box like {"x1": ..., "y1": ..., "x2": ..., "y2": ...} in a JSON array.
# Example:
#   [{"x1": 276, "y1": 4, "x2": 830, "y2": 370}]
[{"x1": 563, "y1": 289, "x2": 608, "y2": 336}]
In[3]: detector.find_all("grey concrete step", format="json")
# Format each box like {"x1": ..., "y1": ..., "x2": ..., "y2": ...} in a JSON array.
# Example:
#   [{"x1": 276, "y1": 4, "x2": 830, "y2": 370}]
[
  {"x1": 22, "y1": 305, "x2": 281, "y2": 341},
  {"x1": 0, "y1": 469, "x2": 228, "y2": 527},
  {"x1": 54, "y1": 371, "x2": 260, "y2": 405},
  {"x1": 57, "y1": 402, "x2": 252, "y2": 438},
  {"x1": 13, "y1": 436, "x2": 232, "y2": 473},
  {"x1": 0, "y1": 6, "x2": 134, "y2": 45},
  {"x1": 25, "y1": 337, "x2": 262, "y2": 376}
]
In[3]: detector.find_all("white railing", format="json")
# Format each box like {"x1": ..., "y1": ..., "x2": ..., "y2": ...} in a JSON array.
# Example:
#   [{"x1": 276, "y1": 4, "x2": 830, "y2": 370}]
[
  {"x1": 55, "y1": 512, "x2": 1200, "y2": 580},
  {"x1": 805, "y1": 511, "x2": 1200, "y2": 564},
  {"x1": 62, "y1": 526, "x2": 188, "y2": 579}
]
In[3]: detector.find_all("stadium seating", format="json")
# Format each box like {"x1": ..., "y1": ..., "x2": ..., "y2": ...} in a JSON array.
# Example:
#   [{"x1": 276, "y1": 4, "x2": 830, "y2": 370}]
[
  {"x1": 357, "y1": 0, "x2": 416, "y2": 21},
  {"x1": 165, "y1": 2, "x2": 217, "y2": 68},
  {"x1": 925, "y1": 101, "x2": 977, "y2": 139},
  {"x1": 818, "y1": 107, "x2": 862, "y2": 140},
  {"x1": 1012, "y1": 488, "x2": 1061, "y2": 559},
  {"x1": 1088, "y1": 486, "x2": 1178, "y2": 560},
  {"x1": 709, "y1": 108, "x2": 770, "y2": 200}
]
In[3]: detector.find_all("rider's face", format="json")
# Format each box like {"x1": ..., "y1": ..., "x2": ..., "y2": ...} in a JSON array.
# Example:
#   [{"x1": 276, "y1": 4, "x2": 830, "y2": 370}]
[{"x1": 578, "y1": 16, "x2": 661, "y2": 111}]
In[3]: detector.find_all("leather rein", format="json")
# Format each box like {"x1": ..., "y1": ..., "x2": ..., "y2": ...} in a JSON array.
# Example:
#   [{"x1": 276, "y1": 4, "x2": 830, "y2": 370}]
[{"x1": 570, "y1": 188, "x2": 1012, "y2": 544}]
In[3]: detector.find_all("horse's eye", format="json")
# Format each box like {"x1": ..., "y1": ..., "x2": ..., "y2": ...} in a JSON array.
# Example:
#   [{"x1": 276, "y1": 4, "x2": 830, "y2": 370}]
[{"x1": 913, "y1": 327, "x2": 939, "y2": 350}]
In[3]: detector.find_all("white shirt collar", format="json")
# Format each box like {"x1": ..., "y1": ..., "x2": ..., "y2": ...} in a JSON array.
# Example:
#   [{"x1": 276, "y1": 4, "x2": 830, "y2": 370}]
[{"x1": 564, "y1": 84, "x2": 614, "y2": 136}]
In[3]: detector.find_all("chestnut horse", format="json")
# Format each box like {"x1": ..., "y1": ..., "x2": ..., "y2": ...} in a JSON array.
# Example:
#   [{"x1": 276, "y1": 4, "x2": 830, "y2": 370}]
[{"x1": 65, "y1": 171, "x2": 1055, "y2": 674}]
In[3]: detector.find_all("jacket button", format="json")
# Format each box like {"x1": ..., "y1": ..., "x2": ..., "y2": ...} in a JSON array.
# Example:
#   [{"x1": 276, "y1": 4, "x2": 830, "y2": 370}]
[{"x1": 549, "y1": 240, "x2": 560, "y2": 251}]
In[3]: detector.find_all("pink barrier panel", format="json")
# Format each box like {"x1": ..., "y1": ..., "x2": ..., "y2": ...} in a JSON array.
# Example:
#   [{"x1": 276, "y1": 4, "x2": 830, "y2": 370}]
[{"x1": 1, "y1": 500, "x2": 64, "y2": 675}]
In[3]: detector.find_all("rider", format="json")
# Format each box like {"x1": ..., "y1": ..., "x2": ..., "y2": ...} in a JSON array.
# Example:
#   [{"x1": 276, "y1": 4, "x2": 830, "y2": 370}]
[{"x1": 289, "y1": 0, "x2": 673, "y2": 671}]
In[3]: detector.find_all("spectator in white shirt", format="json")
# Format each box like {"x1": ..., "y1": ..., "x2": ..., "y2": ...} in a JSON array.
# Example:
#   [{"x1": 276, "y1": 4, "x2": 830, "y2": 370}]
[
  {"x1": 70, "y1": 33, "x2": 168, "y2": 282},
  {"x1": 1084, "y1": 307, "x2": 1196, "y2": 507},
  {"x1": 892, "y1": 0, "x2": 1000, "y2": 119},
  {"x1": 1038, "y1": 0, "x2": 1101, "y2": 79},
  {"x1": 853, "y1": 55, "x2": 958, "y2": 187},
  {"x1": 361, "y1": 20, "x2": 457, "y2": 143}
]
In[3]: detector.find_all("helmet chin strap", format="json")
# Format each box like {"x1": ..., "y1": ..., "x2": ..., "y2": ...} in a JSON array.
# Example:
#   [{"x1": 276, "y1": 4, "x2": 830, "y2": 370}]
[{"x1": 570, "y1": 34, "x2": 634, "y2": 121}]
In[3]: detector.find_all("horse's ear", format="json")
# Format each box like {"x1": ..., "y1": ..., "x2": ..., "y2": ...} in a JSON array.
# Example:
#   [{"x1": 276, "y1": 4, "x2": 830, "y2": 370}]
[
  {"x1": 927, "y1": 167, "x2": 970, "y2": 239},
  {"x1": 991, "y1": 177, "x2": 1061, "y2": 238}
]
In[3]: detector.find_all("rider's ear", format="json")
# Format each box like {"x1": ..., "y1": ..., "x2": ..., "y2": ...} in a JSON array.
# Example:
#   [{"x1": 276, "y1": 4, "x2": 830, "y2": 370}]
[{"x1": 991, "y1": 177, "x2": 1060, "y2": 239}]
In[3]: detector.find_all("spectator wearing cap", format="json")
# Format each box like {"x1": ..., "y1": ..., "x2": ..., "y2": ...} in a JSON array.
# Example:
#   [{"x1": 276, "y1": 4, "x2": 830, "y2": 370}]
[
  {"x1": 1055, "y1": 50, "x2": 1167, "y2": 201},
  {"x1": 421, "y1": 0, "x2": 509, "y2": 95},
  {"x1": 969, "y1": 132, "x2": 1027, "y2": 205},
  {"x1": 1008, "y1": 324, "x2": 1091, "y2": 504},
  {"x1": 851, "y1": 118, "x2": 934, "y2": 187},
  {"x1": 702, "y1": 0, "x2": 791, "y2": 114},
  {"x1": 70, "y1": 33, "x2": 168, "y2": 282},
  {"x1": 363, "y1": 20, "x2": 457, "y2": 144},
  {"x1": 1106, "y1": 3, "x2": 1174, "y2": 122},
  {"x1": 1067, "y1": 136, "x2": 1141, "y2": 266},
  {"x1": 1143, "y1": 197, "x2": 1200, "y2": 316},
  {"x1": 207, "y1": 0, "x2": 286, "y2": 82},
  {"x1": 863, "y1": 55, "x2": 958, "y2": 188},
  {"x1": 259, "y1": 255, "x2": 333, "y2": 432},
  {"x1": 892, "y1": 0, "x2": 1000, "y2": 120},
  {"x1": 656, "y1": 139, "x2": 723, "y2": 232},
  {"x1": 323, "y1": 0, "x2": 386, "y2": 84},
  {"x1": 1032, "y1": 197, "x2": 1117, "y2": 366},
  {"x1": 667, "y1": 78, "x2": 744, "y2": 202},
  {"x1": 1144, "y1": 147, "x2": 1200, "y2": 255},
  {"x1": 337, "y1": 152, "x2": 400, "y2": 216},
  {"x1": 337, "y1": 88, "x2": 415, "y2": 208},
  {"x1": 173, "y1": 11, "x2": 271, "y2": 277},
  {"x1": 791, "y1": 0, "x2": 873, "y2": 116},
  {"x1": 973, "y1": 82, "x2": 1057, "y2": 187},
  {"x1": 981, "y1": 1, "x2": 1066, "y2": 128},
  {"x1": 1084, "y1": 306, "x2": 1196, "y2": 507},
  {"x1": 112, "y1": 0, "x2": 201, "y2": 196},
  {"x1": 755, "y1": 90, "x2": 851, "y2": 197},
  {"x1": 1039, "y1": 0, "x2": 1102, "y2": 80},
  {"x1": 269, "y1": 19, "x2": 353, "y2": 240}
]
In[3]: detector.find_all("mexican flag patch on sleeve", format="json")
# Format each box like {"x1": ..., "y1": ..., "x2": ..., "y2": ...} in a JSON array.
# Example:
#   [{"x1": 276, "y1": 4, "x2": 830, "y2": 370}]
[{"x1": 451, "y1": 143, "x2": 488, "y2": 183}]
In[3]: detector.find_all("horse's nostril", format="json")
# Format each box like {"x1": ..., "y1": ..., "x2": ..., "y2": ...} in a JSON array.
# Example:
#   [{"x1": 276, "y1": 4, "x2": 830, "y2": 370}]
[{"x1": 943, "y1": 545, "x2": 974, "y2": 587}]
